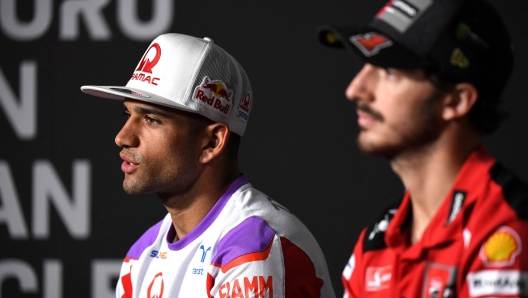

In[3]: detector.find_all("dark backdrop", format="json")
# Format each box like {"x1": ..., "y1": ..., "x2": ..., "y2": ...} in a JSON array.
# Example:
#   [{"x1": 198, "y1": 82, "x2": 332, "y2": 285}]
[{"x1": 2, "y1": 0, "x2": 528, "y2": 297}]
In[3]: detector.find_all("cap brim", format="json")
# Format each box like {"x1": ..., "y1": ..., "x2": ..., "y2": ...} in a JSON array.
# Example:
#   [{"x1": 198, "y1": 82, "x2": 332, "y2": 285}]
[
  {"x1": 80, "y1": 85, "x2": 196, "y2": 113},
  {"x1": 317, "y1": 25, "x2": 435, "y2": 69}
]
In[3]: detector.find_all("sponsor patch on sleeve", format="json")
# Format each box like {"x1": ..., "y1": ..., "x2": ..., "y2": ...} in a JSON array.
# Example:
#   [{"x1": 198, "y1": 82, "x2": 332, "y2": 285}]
[
  {"x1": 365, "y1": 265, "x2": 392, "y2": 291},
  {"x1": 480, "y1": 226, "x2": 522, "y2": 267},
  {"x1": 422, "y1": 263, "x2": 457, "y2": 298},
  {"x1": 467, "y1": 270, "x2": 528, "y2": 296}
]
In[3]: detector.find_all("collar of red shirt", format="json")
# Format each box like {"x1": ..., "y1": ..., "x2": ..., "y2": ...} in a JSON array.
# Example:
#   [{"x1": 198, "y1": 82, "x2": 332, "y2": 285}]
[{"x1": 384, "y1": 144, "x2": 496, "y2": 260}]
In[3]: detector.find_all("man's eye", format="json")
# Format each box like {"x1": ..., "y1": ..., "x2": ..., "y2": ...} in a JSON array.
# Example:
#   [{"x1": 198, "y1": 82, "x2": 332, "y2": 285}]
[
  {"x1": 123, "y1": 112, "x2": 130, "y2": 118},
  {"x1": 385, "y1": 68, "x2": 396, "y2": 76},
  {"x1": 145, "y1": 116, "x2": 159, "y2": 125}
]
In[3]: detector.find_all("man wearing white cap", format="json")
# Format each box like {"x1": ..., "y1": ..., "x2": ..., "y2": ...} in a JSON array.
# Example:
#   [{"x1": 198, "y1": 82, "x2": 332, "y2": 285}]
[{"x1": 81, "y1": 33, "x2": 335, "y2": 297}]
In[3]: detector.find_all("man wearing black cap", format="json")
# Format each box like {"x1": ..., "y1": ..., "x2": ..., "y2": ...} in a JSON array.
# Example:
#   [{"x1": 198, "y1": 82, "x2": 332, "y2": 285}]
[{"x1": 318, "y1": 0, "x2": 528, "y2": 297}]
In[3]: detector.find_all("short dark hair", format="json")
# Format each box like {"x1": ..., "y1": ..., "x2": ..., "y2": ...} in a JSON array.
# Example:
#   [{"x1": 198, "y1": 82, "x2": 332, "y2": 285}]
[
  {"x1": 187, "y1": 113, "x2": 240, "y2": 159},
  {"x1": 425, "y1": 69, "x2": 507, "y2": 135}
]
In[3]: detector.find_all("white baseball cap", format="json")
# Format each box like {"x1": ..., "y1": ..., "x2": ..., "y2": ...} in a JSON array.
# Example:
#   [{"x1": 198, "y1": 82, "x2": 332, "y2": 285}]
[{"x1": 81, "y1": 33, "x2": 253, "y2": 136}]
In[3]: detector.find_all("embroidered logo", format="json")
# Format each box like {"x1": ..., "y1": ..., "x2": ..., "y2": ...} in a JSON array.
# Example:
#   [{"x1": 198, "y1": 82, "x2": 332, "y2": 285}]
[
  {"x1": 480, "y1": 226, "x2": 522, "y2": 267},
  {"x1": 368, "y1": 209, "x2": 397, "y2": 240},
  {"x1": 267, "y1": 197, "x2": 290, "y2": 213},
  {"x1": 237, "y1": 92, "x2": 252, "y2": 123},
  {"x1": 467, "y1": 270, "x2": 528, "y2": 296},
  {"x1": 193, "y1": 76, "x2": 233, "y2": 115},
  {"x1": 350, "y1": 33, "x2": 393, "y2": 57},
  {"x1": 150, "y1": 250, "x2": 167, "y2": 259},
  {"x1": 147, "y1": 272, "x2": 164, "y2": 298},
  {"x1": 376, "y1": 0, "x2": 433, "y2": 33},
  {"x1": 200, "y1": 245, "x2": 211, "y2": 263},
  {"x1": 366, "y1": 266, "x2": 392, "y2": 291},
  {"x1": 446, "y1": 190, "x2": 466, "y2": 225},
  {"x1": 130, "y1": 43, "x2": 162, "y2": 85},
  {"x1": 109, "y1": 87, "x2": 151, "y2": 98},
  {"x1": 136, "y1": 43, "x2": 161, "y2": 73},
  {"x1": 219, "y1": 276, "x2": 273, "y2": 297},
  {"x1": 451, "y1": 48, "x2": 470, "y2": 69},
  {"x1": 422, "y1": 263, "x2": 457, "y2": 298},
  {"x1": 392, "y1": 0, "x2": 419, "y2": 17}
]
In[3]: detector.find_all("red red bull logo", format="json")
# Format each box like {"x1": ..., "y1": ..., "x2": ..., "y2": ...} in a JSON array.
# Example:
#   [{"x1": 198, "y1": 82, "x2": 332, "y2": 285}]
[
  {"x1": 193, "y1": 76, "x2": 232, "y2": 115},
  {"x1": 237, "y1": 92, "x2": 251, "y2": 123},
  {"x1": 130, "y1": 43, "x2": 162, "y2": 86},
  {"x1": 219, "y1": 275, "x2": 273, "y2": 298}
]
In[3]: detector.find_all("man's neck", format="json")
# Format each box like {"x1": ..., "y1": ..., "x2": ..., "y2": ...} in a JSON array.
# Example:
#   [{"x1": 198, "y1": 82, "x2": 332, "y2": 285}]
[
  {"x1": 390, "y1": 129, "x2": 480, "y2": 245},
  {"x1": 159, "y1": 165, "x2": 240, "y2": 241}
]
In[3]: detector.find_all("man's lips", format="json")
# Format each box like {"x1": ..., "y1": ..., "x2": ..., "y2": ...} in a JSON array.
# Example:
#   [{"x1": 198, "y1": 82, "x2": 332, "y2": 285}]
[
  {"x1": 120, "y1": 153, "x2": 138, "y2": 174},
  {"x1": 357, "y1": 110, "x2": 377, "y2": 126},
  {"x1": 356, "y1": 104, "x2": 383, "y2": 127}
]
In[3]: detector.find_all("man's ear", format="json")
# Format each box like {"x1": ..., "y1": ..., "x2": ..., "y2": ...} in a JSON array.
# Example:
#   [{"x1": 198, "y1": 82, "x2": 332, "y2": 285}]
[
  {"x1": 442, "y1": 83, "x2": 479, "y2": 121},
  {"x1": 199, "y1": 122, "x2": 230, "y2": 164}
]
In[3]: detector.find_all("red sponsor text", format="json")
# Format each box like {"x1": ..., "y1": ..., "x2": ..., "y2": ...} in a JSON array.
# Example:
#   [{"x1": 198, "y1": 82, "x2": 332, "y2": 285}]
[{"x1": 219, "y1": 276, "x2": 273, "y2": 298}]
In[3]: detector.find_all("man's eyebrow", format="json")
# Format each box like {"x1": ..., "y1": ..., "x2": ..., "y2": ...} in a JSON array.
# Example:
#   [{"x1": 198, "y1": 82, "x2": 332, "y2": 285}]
[{"x1": 133, "y1": 105, "x2": 171, "y2": 118}]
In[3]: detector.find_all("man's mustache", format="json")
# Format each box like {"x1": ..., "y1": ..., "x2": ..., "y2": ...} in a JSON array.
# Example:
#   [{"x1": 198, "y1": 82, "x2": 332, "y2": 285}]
[{"x1": 357, "y1": 103, "x2": 384, "y2": 121}]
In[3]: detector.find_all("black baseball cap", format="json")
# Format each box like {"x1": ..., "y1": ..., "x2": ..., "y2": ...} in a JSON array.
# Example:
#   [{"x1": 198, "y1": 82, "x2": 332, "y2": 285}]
[{"x1": 318, "y1": 0, "x2": 514, "y2": 97}]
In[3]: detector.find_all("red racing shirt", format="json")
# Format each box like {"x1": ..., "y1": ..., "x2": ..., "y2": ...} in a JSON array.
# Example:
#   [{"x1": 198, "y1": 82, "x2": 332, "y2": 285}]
[{"x1": 342, "y1": 145, "x2": 528, "y2": 298}]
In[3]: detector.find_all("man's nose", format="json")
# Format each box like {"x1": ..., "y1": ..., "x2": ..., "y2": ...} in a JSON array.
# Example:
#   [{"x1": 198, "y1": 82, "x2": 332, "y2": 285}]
[
  {"x1": 345, "y1": 63, "x2": 376, "y2": 103},
  {"x1": 115, "y1": 120, "x2": 139, "y2": 148}
]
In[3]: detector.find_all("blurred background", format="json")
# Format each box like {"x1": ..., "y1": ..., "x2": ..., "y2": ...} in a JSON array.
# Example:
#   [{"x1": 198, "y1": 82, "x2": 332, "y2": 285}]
[{"x1": 1, "y1": 0, "x2": 528, "y2": 297}]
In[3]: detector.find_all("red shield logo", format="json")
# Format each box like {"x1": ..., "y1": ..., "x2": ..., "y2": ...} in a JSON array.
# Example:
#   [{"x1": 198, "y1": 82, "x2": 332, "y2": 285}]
[{"x1": 136, "y1": 43, "x2": 161, "y2": 74}]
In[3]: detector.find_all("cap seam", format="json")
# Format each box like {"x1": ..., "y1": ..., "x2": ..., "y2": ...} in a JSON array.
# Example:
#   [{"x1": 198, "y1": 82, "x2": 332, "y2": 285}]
[{"x1": 183, "y1": 40, "x2": 211, "y2": 105}]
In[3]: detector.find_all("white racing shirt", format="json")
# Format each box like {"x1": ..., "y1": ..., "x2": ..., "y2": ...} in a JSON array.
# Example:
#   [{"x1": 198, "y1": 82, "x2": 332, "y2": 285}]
[{"x1": 116, "y1": 174, "x2": 335, "y2": 298}]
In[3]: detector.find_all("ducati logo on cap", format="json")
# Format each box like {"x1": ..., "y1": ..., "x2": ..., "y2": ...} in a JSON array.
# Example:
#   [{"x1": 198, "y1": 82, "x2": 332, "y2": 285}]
[
  {"x1": 130, "y1": 43, "x2": 162, "y2": 86},
  {"x1": 351, "y1": 33, "x2": 393, "y2": 57}
]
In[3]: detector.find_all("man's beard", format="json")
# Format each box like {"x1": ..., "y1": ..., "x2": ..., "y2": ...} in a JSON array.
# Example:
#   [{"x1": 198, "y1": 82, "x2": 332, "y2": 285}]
[
  {"x1": 121, "y1": 145, "x2": 200, "y2": 197},
  {"x1": 356, "y1": 91, "x2": 445, "y2": 159}
]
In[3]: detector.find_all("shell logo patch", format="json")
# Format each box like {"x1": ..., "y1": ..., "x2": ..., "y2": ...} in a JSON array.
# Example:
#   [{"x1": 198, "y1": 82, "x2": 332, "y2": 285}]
[{"x1": 480, "y1": 226, "x2": 522, "y2": 267}]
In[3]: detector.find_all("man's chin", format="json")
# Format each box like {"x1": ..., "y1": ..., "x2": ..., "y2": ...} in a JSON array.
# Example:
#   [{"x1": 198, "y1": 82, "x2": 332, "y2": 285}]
[
  {"x1": 356, "y1": 136, "x2": 399, "y2": 159},
  {"x1": 123, "y1": 180, "x2": 154, "y2": 196}
]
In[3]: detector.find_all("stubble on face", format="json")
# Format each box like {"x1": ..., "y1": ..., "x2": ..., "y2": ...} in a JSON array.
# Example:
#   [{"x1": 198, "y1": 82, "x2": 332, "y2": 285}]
[
  {"x1": 119, "y1": 104, "x2": 204, "y2": 197},
  {"x1": 356, "y1": 88, "x2": 445, "y2": 159},
  {"x1": 122, "y1": 142, "x2": 201, "y2": 197}
]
